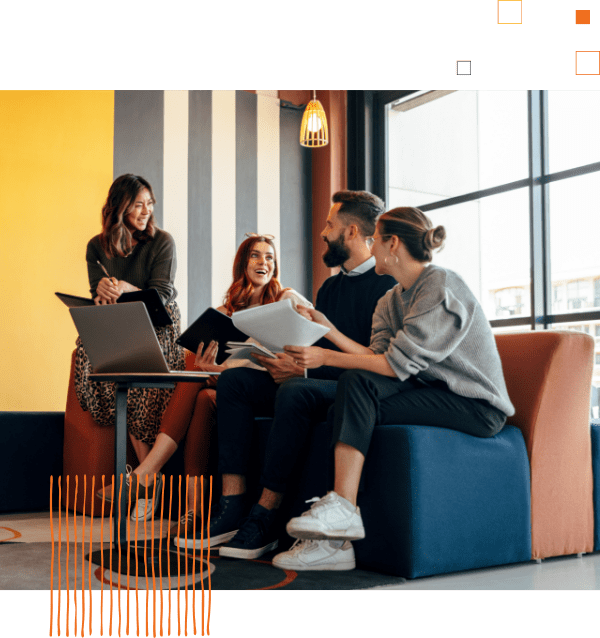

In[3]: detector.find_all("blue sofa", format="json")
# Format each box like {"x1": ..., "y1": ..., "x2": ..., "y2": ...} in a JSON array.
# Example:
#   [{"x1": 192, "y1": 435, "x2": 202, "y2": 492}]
[
  {"x1": 1, "y1": 331, "x2": 597, "y2": 581},
  {"x1": 255, "y1": 330, "x2": 596, "y2": 578}
]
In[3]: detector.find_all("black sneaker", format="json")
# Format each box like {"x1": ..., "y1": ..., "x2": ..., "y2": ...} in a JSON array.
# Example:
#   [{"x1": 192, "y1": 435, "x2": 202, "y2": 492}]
[
  {"x1": 174, "y1": 494, "x2": 245, "y2": 550},
  {"x1": 218, "y1": 504, "x2": 279, "y2": 560}
]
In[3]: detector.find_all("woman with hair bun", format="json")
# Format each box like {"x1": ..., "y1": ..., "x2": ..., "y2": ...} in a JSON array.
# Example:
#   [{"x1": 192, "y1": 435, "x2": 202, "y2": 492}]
[{"x1": 276, "y1": 206, "x2": 514, "y2": 572}]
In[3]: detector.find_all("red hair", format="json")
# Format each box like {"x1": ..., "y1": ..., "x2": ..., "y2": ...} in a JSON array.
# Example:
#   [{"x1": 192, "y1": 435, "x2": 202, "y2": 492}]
[{"x1": 222, "y1": 236, "x2": 288, "y2": 315}]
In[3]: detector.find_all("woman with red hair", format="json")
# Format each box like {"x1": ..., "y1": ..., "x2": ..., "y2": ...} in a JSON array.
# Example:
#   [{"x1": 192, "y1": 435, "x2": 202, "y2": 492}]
[{"x1": 100, "y1": 233, "x2": 311, "y2": 525}]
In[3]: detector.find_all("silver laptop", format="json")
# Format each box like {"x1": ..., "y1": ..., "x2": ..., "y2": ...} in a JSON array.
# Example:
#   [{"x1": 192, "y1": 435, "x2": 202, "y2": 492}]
[{"x1": 69, "y1": 302, "x2": 216, "y2": 377}]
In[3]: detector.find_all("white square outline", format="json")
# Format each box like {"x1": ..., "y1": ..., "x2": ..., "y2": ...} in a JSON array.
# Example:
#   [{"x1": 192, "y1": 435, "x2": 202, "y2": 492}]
[
  {"x1": 576, "y1": 51, "x2": 600, "y2": 75},
  {"x1": 498, "y1": 0, "x2": 522, "y2": 24}
]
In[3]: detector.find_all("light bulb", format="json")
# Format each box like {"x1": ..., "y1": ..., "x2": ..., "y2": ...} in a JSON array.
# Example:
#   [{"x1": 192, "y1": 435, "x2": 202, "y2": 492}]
[{"x1": 307, "y1": 113, "x2": 323, "y2": 133}]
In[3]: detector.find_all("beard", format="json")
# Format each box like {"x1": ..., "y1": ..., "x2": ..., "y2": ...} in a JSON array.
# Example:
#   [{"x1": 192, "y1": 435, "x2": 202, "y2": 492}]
[{"x1": 323, "y1": 234, "x2": 351, "y2": 268}]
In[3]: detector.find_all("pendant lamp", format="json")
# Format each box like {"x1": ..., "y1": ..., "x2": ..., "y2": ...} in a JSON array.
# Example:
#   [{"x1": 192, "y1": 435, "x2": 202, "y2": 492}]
[{"x1": 300, "y1": 91, "x2": 329, "y2": 147}]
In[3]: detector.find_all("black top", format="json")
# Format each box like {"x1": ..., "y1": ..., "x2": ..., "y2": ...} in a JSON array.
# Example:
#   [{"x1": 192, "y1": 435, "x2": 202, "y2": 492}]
[{"x1": 309, "y1": 267, "x2": 397, "y2": 380}]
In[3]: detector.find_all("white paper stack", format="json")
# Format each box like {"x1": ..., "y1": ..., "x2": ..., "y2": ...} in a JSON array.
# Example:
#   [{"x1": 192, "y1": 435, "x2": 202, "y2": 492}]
[
  {"x1": 225, "y1": 341, "x2": 277, "y2": 361},
  {"x1": 230, "y1": 298, "x2": 330, "y2": 353}
]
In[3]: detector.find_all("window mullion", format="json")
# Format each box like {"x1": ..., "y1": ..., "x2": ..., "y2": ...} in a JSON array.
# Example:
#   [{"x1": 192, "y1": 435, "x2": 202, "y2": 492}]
[{"x1": 528, "y1": 90, "x2": 551, "y2": 330}]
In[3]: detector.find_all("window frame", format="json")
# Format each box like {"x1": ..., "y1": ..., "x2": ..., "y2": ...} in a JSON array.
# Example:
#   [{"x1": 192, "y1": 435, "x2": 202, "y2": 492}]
[{"x1": 347, "y1": 90, "x2": 600, "y2": 330}]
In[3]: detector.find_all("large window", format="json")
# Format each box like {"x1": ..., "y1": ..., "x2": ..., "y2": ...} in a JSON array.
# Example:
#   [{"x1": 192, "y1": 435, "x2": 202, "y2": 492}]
[{"x1": 349, "y1": 90, "x2": 600, "y2": 400}]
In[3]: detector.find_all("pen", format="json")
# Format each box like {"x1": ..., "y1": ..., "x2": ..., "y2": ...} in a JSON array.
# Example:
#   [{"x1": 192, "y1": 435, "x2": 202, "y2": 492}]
[{"x1": 97, "y1": 260, "x2": 118, "y2": 285}]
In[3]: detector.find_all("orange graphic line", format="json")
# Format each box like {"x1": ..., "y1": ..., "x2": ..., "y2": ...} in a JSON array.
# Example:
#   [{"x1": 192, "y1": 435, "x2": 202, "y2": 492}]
[
  {"x1": 65, "y1": 474, "x2": 71, "y2": 637},
  {"x1": 206, "y1": 474, "x2": 212, "y2": 636},
  {"x1": 73, "y1": 476, "x2": 78, "y2": 637},
  {"x1": 81, "y1": 476, "x2": 86, "y2": 637},
  {"x1": 51, "y1": 474, "x2": 229, "y2": 636},
  {"x1": 56, "y1": 476, "x2": 62, "y2": 636},
  {"x1": 193, "y1": 476, "x2": 202, "y2": 635},
  {"x1": 100, "y1": 474, "x2": 105, "y2": 636},
  {"x1": 167, "y1": 474, "x2": 173, "y2": 628},
  {"x1": 0, "y1": 527, "x2": 22, "y2": 542},
  {"x1": 117, "y1": 473, "x2": 123, "y2": 638},
  {"x1": 200, "y1": 476, "x2": 205, "y2": 636},
  {"x1": 150, "y1": 473, "x2": 156, "y2": 636},
  {"x1": 135, "y1": 481, "x2": 140, "y2": 636},
  {"x1": 126, "y1": 479, "x2": 132, "y2": 633},
  {"x1": 158, "y1": 473, "x2": 166, "y2": 637},
  {"x1": 143, "y1": 474, "x2": 149, "y2": 636},
  {"x1": 177, "y1": 474, "x2": 180, "y2": 636},
  {"x1": 111, "y1": 474, "x2": 116, "y2": 636},
  {"x1": 184, "y1": 474, "x2": 189, "y2": 636},
  {"x1": 88, "y1": 476, "x2": 95, "y2": 636},
  {"x1": 50, "y1": 475, "x2": 54, "y2": 637}
]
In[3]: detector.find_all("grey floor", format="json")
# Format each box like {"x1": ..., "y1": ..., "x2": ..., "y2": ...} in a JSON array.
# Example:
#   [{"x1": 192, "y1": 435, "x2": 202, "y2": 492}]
[{"x1": 2, "y1": 511, "x2": 600, "y2": 590}]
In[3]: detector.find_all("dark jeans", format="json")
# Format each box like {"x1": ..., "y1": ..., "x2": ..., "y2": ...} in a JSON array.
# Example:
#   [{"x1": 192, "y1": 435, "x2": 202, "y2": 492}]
[
  {"x1": 217, "y1": 368, "x2": 338, "y2": 493},
  {"x1": 332, "y1": 370, "x2": 507, "y2": 457}
]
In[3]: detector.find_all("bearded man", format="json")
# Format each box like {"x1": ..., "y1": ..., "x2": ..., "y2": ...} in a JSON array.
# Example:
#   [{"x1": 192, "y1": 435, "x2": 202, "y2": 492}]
[{"x1": 176, "y1": 190, "x2": 396, "y2": 568}]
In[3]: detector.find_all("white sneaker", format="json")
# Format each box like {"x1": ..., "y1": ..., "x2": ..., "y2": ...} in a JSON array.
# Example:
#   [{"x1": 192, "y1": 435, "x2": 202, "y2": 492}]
[
  {"x1": 272, "y1": 539, "x2": 355, "y2": 571},
  {"x1": 286, "y1": 492, "x2": 365, "y2": 541},
  {"x1": 130, "y1": 473, "x2": 164, "y2": 521}
]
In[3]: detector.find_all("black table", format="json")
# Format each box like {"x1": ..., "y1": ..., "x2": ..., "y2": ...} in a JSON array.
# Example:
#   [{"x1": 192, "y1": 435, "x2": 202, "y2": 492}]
[{"x1": 88, "y1": 372, "x2": 216, "y2": 568}]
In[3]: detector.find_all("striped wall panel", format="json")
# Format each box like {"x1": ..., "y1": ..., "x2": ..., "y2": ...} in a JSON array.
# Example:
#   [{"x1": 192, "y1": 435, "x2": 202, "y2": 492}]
[{"x1": 113, "y1": 90, "x2": 312, "y2": 329}]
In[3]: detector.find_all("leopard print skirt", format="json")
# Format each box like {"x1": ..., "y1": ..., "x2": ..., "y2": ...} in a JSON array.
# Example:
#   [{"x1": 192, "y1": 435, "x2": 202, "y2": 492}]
[{"x1": 74, "y1": 300, "x2": 185, "y2": 445}]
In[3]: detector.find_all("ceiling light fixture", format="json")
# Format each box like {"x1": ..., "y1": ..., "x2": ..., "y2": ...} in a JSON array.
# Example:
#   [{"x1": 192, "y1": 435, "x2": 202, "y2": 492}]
[{"x1": 300, "y1": 91, "x2": 329, "y2": 148}]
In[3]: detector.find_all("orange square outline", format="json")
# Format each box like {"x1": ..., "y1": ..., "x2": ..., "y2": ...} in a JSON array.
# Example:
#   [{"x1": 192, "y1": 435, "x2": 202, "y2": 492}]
[
  {"x1": 576, "y1": 9, "x2": 590, "y2": 24},
  {"x1": 575, "y1": 50, "x2": 600, "y2": 75},
  {"x1": 498, "y1": 0, "x2": 523, "y2": 24}
]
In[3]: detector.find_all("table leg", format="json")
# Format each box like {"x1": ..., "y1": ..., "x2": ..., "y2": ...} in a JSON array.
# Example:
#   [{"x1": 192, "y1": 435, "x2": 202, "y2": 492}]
[{"x1": 114, "y1": 382, "x2": 129, "y2": 547}]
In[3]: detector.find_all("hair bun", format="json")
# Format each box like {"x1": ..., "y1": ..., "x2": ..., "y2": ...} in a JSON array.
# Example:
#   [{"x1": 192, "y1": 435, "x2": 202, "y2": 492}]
[{"x1": 424, "y1": 225, "x2": 446, "y2": 251}]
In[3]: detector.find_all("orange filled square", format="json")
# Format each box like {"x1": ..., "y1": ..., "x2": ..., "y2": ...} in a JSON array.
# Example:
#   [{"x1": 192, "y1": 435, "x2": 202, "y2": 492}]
[{"x1": 576, "y1": 10, "x2": 590, "y2": 24}]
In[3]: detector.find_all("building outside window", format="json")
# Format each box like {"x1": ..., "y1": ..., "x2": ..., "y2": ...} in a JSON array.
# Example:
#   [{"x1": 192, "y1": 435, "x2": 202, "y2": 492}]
[{"x1": 380, "y1": 90, "x2": 600, "y2": 388}]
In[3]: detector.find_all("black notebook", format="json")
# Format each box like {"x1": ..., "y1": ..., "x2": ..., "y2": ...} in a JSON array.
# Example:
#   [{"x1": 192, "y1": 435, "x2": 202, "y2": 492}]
[
  {"x1": 176, "y1": 308, "x2": 248, "y2": 364},
  {"x1": 55, "y1": 289, "x2": 173, "y2": 327}
]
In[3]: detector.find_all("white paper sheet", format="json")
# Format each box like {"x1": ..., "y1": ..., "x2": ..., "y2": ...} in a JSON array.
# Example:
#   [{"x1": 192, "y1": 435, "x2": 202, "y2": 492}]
[{"x1": 231, "y1": 298, "x2": 330, "y2": 353}]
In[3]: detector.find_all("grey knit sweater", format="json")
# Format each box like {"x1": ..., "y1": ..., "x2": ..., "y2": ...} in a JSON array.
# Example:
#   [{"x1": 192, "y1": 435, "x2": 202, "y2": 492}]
[
  {"x1": 86, "y1": 228, "x2": 177, "y2": 304},
  {"x1": 370, "y1": 264, "x2": 515, "y2": 417}
]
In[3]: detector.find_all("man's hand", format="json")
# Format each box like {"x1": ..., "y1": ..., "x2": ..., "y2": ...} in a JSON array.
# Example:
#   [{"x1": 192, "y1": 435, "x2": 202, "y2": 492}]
[{"x1": 253, "y1": 352, "x2": 305, "y2": 384}]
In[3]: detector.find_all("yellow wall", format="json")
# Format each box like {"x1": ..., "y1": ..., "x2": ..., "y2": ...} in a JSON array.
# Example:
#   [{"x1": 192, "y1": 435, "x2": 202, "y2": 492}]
[{"x1": 0, "y1": 91, "x2": 114, "y2": 411}]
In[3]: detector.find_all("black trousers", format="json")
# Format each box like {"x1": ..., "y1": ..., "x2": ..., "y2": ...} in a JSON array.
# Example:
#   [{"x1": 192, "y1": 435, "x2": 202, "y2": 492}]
[
  {"x1": 217, "y1": 368, "x2": 338, "y2": 493},
  {"x1": 332, "y1": 370, "x2": 507, "y2": 457}
]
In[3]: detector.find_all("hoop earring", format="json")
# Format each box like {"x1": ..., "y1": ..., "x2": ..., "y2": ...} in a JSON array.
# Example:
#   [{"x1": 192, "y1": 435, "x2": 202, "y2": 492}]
[{"x1": 384, "y1": 255, "x2": 399, "y2": 267}]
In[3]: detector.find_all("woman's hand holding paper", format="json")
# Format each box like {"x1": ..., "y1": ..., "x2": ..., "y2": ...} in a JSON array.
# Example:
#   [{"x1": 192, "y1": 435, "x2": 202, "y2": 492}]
[
  {"x1": 295, "y1": 305, "x2": 335, "y2": 330},
  {"x1": 283, "y1": 345, "x2": 327, "y2": 369}
]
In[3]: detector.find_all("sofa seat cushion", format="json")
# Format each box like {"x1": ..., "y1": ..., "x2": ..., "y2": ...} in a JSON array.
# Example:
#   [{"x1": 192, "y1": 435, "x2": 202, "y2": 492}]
[{"x1": 353, "y1": 423, "x2": 532, "y2": 578}]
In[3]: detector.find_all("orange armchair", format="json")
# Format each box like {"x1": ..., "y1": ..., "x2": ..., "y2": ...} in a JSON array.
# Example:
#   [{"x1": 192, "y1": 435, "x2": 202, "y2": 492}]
[{"x1": 496, "y1": 330, "x2": 595, "y2": 559}]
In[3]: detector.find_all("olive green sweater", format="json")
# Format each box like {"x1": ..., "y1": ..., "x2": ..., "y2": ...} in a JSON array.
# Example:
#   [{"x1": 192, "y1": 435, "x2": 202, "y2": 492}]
[{"x1": 86, "y1": 229, "x2": 177, "y2": 304}]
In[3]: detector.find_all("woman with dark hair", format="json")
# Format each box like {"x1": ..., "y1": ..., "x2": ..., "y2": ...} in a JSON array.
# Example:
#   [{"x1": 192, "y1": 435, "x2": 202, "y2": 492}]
[
  {"x1": 99, "y1": 233, "x2": 311, "y2": 525},
  {"x1": 275, "y1": 207, "x2": 515, "y2": 571},
  {"x1": 75, "y1": 174, "x2": 185, "y2": 515}
]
